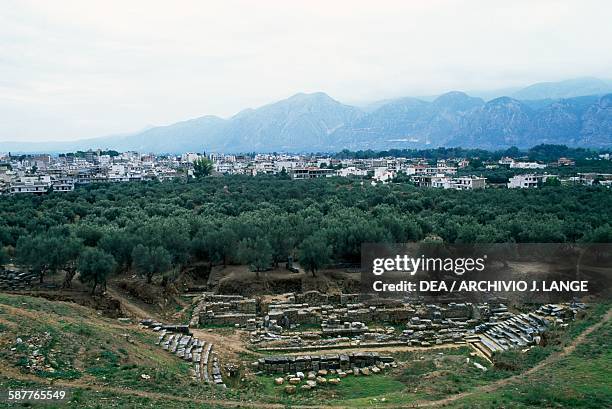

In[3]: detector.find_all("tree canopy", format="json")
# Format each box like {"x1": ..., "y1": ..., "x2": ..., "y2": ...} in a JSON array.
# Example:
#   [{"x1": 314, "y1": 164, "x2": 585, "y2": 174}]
[
  {"x1": 78, "y1": 248, "x2": 116, "y2": 293},
  {"x1": 1, "y1": 174, "x2": 610, "y2": 283},
  {"x1": 299, "y1": 233, "x2": 332, "y2": 277},
  {"x1": 131, "y1": 244, "x2": 172, "y2": 283},
  {"x1": 0, "y1": 247, "x2": 7, "y2": 267}
]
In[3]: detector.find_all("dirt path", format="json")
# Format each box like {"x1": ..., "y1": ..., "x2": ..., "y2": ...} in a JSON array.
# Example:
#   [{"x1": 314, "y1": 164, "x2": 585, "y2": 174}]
[
  {"x1": 190, "y1": 328, "x2": 253, "y2": 359},
  {"x1": 106, "y1": 285, "x2": 158, "y2": 320}
]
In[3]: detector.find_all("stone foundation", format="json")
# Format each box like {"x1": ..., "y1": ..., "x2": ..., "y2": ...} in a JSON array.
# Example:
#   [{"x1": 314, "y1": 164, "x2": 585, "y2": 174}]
[{"x1": 254, "y1": 352, "x2": 394, "y2": 374}]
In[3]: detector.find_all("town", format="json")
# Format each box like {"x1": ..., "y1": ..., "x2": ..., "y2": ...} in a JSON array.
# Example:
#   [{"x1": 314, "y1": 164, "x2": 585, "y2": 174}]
[{"x1": 1, "y1": 148, "x2": 611, "y2": 194}]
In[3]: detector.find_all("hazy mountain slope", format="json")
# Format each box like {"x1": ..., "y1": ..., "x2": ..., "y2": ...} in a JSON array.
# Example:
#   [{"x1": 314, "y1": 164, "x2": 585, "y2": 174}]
[
  {"x1": 580, "y1": 94, "x2": 612, "y2": 147},
  {"x1": 446, "y1": 94, "x2": 612, "y2": 148},
  {"x1": 3, "y1": 83, "x2": 612, "y2": 153},
  {"x1": 332, "y1": 92, "x2": 484, "y2": 149},
  {"x1": 348, "y1": 92, "x2": 612, "y2": 150},
  {"x1": 330, "y1": 97, "x2": 430, "y2": 149},
  {"x1": 0, "y1": 117, "x2": 226, "y2": 154},
  {"x1": 512, "y1": 77, "x2": 612, "y2": 100},
  {"x1": 106, "y1": 115, "x2": 226, "y2": 152},
  {"x1": 215, "y1": 92, "x2": 363, "y2": 151},
  {"x1": 530, "y1": 95, "x2": 599, "y2": 145},
  {"x1": 448, "y1": 97, "x2": 534, "y2": 148}
]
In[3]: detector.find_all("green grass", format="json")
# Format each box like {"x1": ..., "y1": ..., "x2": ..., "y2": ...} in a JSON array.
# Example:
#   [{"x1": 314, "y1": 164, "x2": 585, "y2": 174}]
[
  {"x1": 329, "y1": 375, "x2": 406, "y2": 399},
  {"x1": 0, "y1": 293, "x2": 76, "y2": 316},
  {"x1": 448, "y1": 319, "x2": 612, "y2": 408},
  {"x1": 0, "y1": 376, "x2": 229, "y2": 409},
  {"x1": 0, "y1": 293, "x2": 217, "y2": 397},
  {"x1": 339, "y1": 304, "x2": 611, "y2": 407},
  {"x1": 246, "y1": 371, "x2": 407, "y2": 406}
]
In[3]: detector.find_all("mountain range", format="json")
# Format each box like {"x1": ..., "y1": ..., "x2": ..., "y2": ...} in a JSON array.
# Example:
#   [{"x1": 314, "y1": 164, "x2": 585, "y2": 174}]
[{"x1": 2, "y1": 77, "x2": 612, "y2": 153}]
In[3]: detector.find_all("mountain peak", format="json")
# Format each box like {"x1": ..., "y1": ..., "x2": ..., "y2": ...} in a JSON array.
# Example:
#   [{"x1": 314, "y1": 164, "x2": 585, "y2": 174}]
[
  {"x1": 432, "y1": 91, "x2": 484, "y2": 111},
  {"x1": 487, "y1": 96, "x2": 521, "y2": 105},
  {"x1": 435, "y1": 90, "x2": 470, "y2": 100},
  {"x1": 287, "y1": 91, "x2": 334, "y2": 102}
]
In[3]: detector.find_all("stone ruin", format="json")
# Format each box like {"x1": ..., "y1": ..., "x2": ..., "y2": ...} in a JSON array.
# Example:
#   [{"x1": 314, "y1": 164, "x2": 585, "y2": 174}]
[
  {"x1": 249, "y1": 294, "x2": 490, "y2": 350},
  {"x1": 321, "y1": 318, "x2": 368, "y2": 336},
  {"x1": 140, "y1": 319, "x2": 226, "y2": 388},
  {"x1": 135, "y1": 290, "x2": 590, "y2": 396},
  {"x1": 255, "y1": 352, "x2": 397, "y2": 394},
  {"x1": 466, "y1": 303, "x2": 586, "y2": 358},
  {"x1": 192, "y1": 290, "x2": 424, "y2": 331},
  {"x1": 189, "y1": 291, "x2": 586, "y2": 363},
  {"x1": 195, "y1": 293, "x2": 257, "y2": 327},
  {"x1": 0, "y1": 268, "x2": 38, "y2": 290},
  {"x1": 252, "y1": 351, "x2": 394, "y2": 374}
]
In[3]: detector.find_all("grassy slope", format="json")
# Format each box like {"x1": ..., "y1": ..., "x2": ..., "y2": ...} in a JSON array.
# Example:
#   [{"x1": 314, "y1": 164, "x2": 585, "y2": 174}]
[
  {"x1": 332, "y1": 304, "x2": 611, "y2": 408},
  {"x1": 0, "y1": 293, "x2": 609, "y2": 408},
  {"x1": 446, "y1": 319, "x2": 612, "y2": 409},
  {"x1": 0, "y1": 293, "x2": 225, "y2": 401}
]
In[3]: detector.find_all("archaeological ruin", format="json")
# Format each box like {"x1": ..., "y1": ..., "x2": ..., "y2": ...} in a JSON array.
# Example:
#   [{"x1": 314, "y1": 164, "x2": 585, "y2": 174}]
[{"x1": 140, "y1": 290, "x2": 586, "y2": 391}]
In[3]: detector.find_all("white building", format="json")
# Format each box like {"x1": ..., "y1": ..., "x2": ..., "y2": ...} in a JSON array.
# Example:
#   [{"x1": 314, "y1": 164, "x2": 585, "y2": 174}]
[
  {"x1": 431, "y1": 174, "x2": 452, "y2": 188},
  {"x1": 290, "y1": 167, "x2": 335, "y2": 179},
  {"x1": 255, "y1": 162, "x2": 275, "y2": 174},
  {"x1": 578, "y1": 173, "x2": 612, "y2": 186},
  {"x1": 450, "y1": 176, "x2": 486, "y2": 190},
  {"x1": 337, "y1": 167, "x2": 368, "y2": 177},
  {"x1": 181, "y1": 152, "x2": 201, "y2": 163},
  {"x1": 275, "y1": 160, "x2": 303, "y2": 172},
  {"x1": 508, "y1": 174, "x2": 556, "y2": 188},
  {"x1": 215, "y1": 162, "x2": 235, "y2": 174},
  {"x1": 510, "y1": 161, "x2": 547, "y2": 169},
  {"x1": 411, "y1": 174, "x2": 486, "y2": 190},
  {"x1": 373, "y1": 167, "x2": 396, "y2": 183},
  {"x1": 10, "y1": 175, "x2": 52, "y2": 194},
  {"x1": 207, "y1": 152, "x2": 223, "y2": 162},
  {"x1": 98, "y1": 155, "x2": 112, "y2": 165}
]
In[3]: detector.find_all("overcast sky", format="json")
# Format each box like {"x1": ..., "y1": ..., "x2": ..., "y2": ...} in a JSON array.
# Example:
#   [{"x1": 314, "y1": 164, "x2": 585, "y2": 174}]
[{"x1": 1, "y1": 0, "x2": 611, "y2": 142}]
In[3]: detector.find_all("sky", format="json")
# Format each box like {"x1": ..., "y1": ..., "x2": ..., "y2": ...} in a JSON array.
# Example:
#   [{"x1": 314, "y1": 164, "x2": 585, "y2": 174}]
[{"x1": 1, "y1": 0, "x2": 612, "y2": 142}]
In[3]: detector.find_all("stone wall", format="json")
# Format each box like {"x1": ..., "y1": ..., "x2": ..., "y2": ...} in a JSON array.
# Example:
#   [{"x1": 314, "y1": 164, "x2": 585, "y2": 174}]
[
  {"x1": 199, "y1": 311, "x2": 256, "y2": 326},
  {"x1": 254, "y1": 352, "x2": 394, "y2": 374},
  {"x1": 140, "y1": 319, "x2": 227, "y2": 388},
  {"x1": 0, "y1": 269, "x2": 37, "y2": 290}
]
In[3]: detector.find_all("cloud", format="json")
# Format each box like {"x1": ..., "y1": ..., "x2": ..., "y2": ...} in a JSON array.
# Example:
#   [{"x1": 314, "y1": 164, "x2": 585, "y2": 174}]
[{"x1": 1, "y1": 0, "x2": 611, "y2": 141}]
